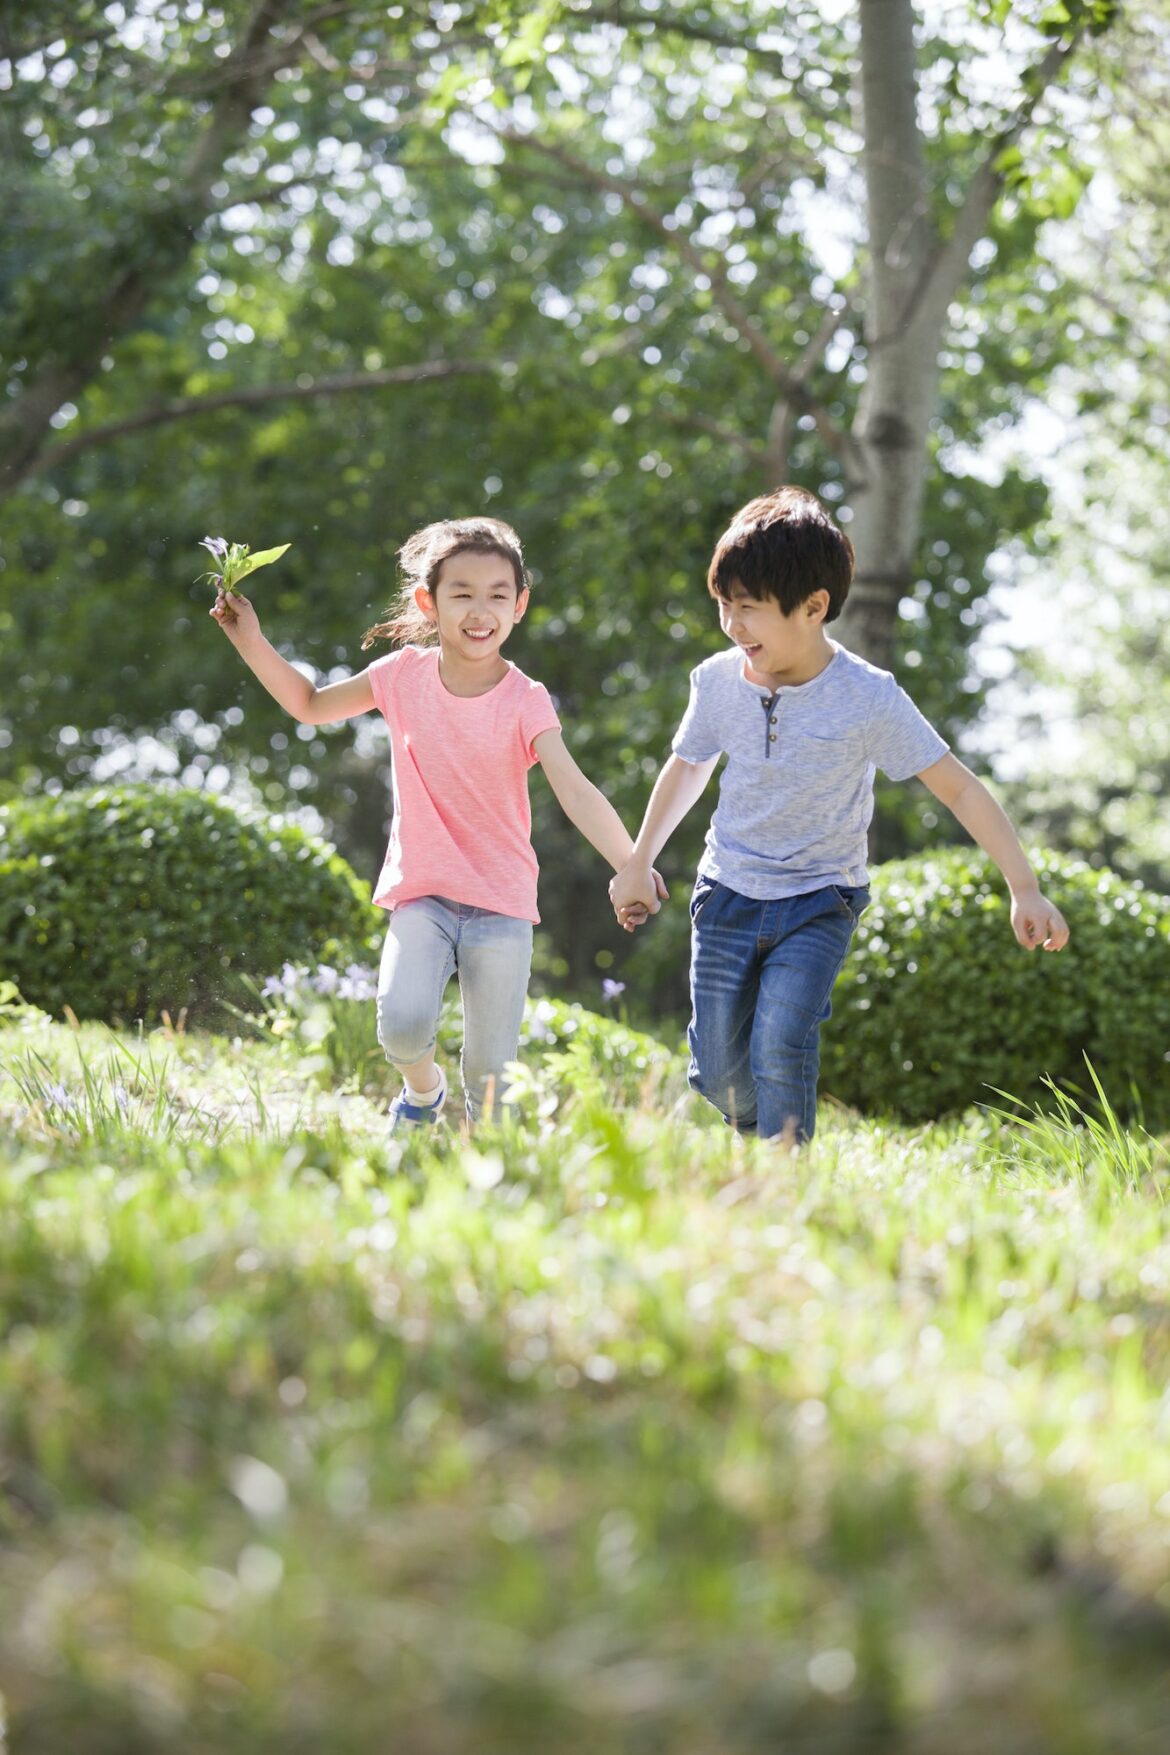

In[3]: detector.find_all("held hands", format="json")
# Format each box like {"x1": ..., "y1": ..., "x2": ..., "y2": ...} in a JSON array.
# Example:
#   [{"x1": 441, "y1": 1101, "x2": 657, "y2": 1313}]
[
  {"x1": 209, "y1": 587, "x2": 261, "y2": 647},
  {"x1": 1010, "y1": 886, "x2": 1070, "y2": 952},
  {"x1": 611, "y1": 861, "x2": 669, "y2": 932}
]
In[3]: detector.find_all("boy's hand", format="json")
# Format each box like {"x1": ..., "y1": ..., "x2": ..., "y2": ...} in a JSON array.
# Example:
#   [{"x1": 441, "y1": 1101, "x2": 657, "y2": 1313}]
[
  {"x1": 610, "y1": 862, "x2": 668, "y2": 927},
  {"x1": 210, "y1": 588, "x2": 261, "y2": 647},
  {"x1": 620, "y1": 901, "x2": 650, "y2": 933},
  {"x1": 1010, "y1": 887, "x2": 1069, "y2": 952}
]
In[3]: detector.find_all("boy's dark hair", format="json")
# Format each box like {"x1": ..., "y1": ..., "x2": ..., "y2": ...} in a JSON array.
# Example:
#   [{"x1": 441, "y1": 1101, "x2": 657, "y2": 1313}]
[
  {"x1": 362, "y1": 516, "x2": 531, "y2": 648},
  {"x1": 706, "y1": 486, "x2": 854, "y2": 622}
]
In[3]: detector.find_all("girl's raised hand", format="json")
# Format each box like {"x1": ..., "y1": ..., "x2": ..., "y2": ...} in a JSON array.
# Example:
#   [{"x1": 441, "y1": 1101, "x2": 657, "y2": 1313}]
[{"x1": 210, "y1": 588, "x2": 261, "y2": 646}]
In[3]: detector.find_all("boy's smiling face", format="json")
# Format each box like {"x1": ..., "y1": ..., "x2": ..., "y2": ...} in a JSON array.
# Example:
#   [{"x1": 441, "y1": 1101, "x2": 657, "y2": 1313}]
[{"x1": 718, "y1": 580, "x2": 835, "y2": 690}]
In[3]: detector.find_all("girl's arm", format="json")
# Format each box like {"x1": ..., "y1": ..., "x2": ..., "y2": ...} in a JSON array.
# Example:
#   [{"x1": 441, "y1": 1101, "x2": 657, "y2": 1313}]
[
  {"x1": 609, "y1": 752, "x2": 720, "y2": 919},
  {"x1": 533, "y1": 730, "x2": 667, "y2": 917},
  {"x1": 211, "y1": 589, "x2": 375, "y2": 723},
  {"x1": 917, "y1": 753, "x2": 1070, "y2": 951}
]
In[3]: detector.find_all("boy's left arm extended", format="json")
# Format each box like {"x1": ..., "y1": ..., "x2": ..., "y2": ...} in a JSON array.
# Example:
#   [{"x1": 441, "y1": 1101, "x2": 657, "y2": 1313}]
[
  {"x1": 532, "y1": 730, "x2": 667, "y2": 930},
  {"x1": 916, "y1": 754, "x2": 1069, "y2": 952}
]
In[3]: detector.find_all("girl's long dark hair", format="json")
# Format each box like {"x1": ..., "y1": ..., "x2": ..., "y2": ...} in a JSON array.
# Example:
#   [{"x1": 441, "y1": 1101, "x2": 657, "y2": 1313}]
[{"x1": 361, "y1": 516, "x2": 531, "y2": 649}]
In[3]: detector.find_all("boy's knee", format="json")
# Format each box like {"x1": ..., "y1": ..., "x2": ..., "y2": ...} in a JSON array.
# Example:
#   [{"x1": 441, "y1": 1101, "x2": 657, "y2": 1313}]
[
  {"x1": 688, "y1": 1061, "x2": 756, "y2": 1128},
  {"x1": 759, "y1": 1002, "x2": 820, "y2": 1057}
]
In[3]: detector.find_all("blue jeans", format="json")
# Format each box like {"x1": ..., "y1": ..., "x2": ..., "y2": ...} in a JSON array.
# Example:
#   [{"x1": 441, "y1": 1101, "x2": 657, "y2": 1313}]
[
  {"x1": 687, "y1": 878, "x2": 869, "y2": 1143},
  {"x1": 377, "y1": 896, "x2": 533, "y2": 1123}
]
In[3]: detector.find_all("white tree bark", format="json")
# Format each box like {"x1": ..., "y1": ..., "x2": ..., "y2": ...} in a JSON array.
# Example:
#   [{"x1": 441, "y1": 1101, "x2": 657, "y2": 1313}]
[{"x1": 835, "y1": 0, "x2": 1080, "y2": 667}]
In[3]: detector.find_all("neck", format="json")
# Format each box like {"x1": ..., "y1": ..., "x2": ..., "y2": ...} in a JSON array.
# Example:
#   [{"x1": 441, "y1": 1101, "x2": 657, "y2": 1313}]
[
  {"x1": 436, "y1": 644, "x2": 509, "y2": 697},
  {"x1": 743, "y1": 635, "x2": 835, "y2": 693}
]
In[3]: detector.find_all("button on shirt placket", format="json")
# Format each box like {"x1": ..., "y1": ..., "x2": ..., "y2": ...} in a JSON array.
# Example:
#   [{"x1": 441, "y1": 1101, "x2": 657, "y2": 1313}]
[{"x1": 761, "y1": 692, "x2": 780, "y2": 758}]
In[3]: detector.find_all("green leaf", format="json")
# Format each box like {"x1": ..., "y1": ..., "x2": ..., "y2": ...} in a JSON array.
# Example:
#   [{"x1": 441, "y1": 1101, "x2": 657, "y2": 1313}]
[{"x1": 232, "y1": 543, "x2": 292, "y2": 581}]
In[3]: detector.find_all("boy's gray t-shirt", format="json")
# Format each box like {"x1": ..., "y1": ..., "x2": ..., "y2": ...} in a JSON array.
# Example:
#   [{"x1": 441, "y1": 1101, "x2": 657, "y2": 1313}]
[{"x1": 672, "y1": 643, "x2": 949, "y2": 900}]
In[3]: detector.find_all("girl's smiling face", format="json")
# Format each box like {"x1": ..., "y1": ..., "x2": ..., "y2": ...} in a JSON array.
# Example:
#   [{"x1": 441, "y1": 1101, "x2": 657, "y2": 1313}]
[{"x1": 415, "y1": 548, "x2": 529, "y2": 667}]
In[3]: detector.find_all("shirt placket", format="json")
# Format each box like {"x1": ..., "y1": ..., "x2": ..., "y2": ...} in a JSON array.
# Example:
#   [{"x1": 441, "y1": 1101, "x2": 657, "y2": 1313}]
[{"x1": 759, "y1": 691, "x2": 780, "y2": 758}]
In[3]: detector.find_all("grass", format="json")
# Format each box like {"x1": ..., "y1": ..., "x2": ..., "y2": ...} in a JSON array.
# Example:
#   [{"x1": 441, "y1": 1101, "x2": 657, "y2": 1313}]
[{"x1": 1, "y1": 1007, "x2": 1169, "y2": 1753}]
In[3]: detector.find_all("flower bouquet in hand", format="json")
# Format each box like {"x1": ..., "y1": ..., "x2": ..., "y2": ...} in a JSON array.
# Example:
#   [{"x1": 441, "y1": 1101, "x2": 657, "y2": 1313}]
[{"x1": 198, "y1": 535, "x2": 291, "y2": 596}]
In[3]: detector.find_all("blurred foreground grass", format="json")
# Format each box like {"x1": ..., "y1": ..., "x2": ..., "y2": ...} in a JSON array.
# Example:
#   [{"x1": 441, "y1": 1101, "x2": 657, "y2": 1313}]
[{"x1": 1, "y1": 1013, "x2": 1169, "y2": 1754}]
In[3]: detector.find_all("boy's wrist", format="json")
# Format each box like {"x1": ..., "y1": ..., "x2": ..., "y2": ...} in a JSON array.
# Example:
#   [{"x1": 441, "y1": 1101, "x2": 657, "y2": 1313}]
[{"x1": 1005, "y1": 865, "x2": 1040, "y2": 899}]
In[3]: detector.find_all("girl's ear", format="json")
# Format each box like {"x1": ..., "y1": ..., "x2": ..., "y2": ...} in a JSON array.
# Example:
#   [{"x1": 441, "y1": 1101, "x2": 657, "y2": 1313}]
[
  {"x1": 414, "y1": 583, "x2": 438, "y2": 623},
  {"x1": 513, "y1": 586, "x2": 530, "y2": 623}
]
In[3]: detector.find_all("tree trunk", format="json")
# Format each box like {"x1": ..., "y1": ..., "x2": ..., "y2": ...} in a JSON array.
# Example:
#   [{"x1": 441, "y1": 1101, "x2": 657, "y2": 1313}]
[{"x1": 835, "y1": 0, "x2": 938, "y2": 671}]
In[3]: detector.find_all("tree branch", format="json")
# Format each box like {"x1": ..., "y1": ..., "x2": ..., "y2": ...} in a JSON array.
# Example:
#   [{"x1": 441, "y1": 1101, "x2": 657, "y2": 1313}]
[
  {"x1": 494, "y1": 121, "x2": 859, "y2": 473},
  {"x1": 877, "y1": 31, "x2": 1084, "y2": 346},
  {"x1": 21, "y1": 360, "x2": 504, "y2": 483},
  {"x1": 0, "y1": 0, "x2": 308, "y2": 499},
  {"x1": 494, "y1": 123, "x2": 856, "y2": 468},
  {"x1": 580, "y1": 6, "x2": 840, "y2": 122},
  {"x1": 659, "y1": 410, "x2": 769, "y2": 469}
]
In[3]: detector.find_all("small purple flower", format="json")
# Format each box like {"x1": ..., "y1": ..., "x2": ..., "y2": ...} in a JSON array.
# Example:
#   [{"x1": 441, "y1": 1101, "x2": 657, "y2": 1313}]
[
  {"x1": 312, "y1": 964, "x2": 340, "y2": 996},
  {"x1": 200, "y1": 535, "x2": 229, "y2": 563},
  {"x1": 338, "y1": 964, "x2": 377, "y2": 1002},
  {"x1": 601, "y1": 979, "x2": 626, "y2": 1002}
]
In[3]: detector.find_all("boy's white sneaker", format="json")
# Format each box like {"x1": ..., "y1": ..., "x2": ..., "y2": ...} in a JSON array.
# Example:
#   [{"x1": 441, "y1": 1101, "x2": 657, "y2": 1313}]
[{"x1": 388, "y1": 1067, "x2": 448, "y2": 1134}]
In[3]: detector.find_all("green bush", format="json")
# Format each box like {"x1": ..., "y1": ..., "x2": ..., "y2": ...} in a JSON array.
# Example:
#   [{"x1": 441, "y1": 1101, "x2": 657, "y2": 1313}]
[
  {"x1": 0, "y1": 784, "x2": 382, "y2": 1023},
  {"x1": 821, "y1": 848, "x2": 1170, "y2": 1126}
]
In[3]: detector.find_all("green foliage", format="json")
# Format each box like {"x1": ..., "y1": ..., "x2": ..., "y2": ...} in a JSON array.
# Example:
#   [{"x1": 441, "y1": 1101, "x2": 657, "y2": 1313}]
[
  {"x1": 0, "y1": 784, "x2": 381, "y2": 1024},
  {"x1": 822, "y1": 848, "x2": 1170, "y2": 1125},
  {"x1": 0, "y1": 0, "x2": 1102, "y2": 1015}
]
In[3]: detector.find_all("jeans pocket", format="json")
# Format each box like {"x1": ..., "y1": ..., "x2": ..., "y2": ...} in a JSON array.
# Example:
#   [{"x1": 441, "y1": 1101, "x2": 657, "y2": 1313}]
[
  {"x1": 830, "y1": 884, "x2": 870, "y2": 923},
  {"x1": 690, "y1": 876, "x2": 720, "y2": 922}
]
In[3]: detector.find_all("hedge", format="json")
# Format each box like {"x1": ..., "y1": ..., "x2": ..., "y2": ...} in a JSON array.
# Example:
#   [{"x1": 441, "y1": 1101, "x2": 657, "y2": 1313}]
[
  {"x1": 821, "y1": 848, "x2": 1170, "y2": 1127},
  {"x1": 0, "y1": 784, "x2": 382, "y2": 1024}
]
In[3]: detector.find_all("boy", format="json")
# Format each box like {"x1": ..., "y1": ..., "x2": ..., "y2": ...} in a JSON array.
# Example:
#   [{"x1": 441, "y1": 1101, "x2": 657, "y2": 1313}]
[{"x1": 609, "y1": 486, "x2": 1069, "y2": 1144}]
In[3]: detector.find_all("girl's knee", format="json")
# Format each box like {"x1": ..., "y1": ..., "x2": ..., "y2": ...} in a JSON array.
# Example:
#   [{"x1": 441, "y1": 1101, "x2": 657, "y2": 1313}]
[{"x1": 377, "y1": 1000, "x2": 437, "y2": 1067}]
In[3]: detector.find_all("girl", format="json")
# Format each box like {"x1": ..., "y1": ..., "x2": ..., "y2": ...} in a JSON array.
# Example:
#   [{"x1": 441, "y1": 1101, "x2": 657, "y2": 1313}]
[{"x1": 212, "y1": 515, "x2": 660, "y2": 1131}]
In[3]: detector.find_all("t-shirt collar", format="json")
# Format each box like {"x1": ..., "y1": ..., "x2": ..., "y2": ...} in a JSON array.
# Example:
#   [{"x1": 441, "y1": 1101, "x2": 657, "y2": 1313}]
[{"x1": 737, "y1": 641, "x2": 841, "y2": 699}]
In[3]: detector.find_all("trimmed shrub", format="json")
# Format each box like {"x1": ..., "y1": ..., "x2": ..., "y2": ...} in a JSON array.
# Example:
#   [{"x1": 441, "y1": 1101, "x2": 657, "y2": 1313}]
[
  {"x1": 0, "y1": 784, "x2": 382, "y2": 1024},
  {"x1": 821, "y1": 848, "x2": 1170, "y2": 1127}
]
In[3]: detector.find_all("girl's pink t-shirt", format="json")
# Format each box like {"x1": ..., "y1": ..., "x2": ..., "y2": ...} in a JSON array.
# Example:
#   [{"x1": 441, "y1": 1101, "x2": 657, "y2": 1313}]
[{"x1": 367, "y1": 646, "x2": 561, "y2": 923}]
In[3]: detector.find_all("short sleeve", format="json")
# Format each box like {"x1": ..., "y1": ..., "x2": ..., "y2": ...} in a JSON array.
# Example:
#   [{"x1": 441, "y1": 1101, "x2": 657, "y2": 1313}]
[
  {"x1": 671, "y1": 665, "x2": 724, "y2": 763},
  {"x1": 366, "y1": 650, "x2": 405, "y2": 719},
  {"x1": 519, "y1": 680, "x2": 561, "y2": 763},
  {"x1": 866, "y1": 675, "x2": 949, "y2": 780}
]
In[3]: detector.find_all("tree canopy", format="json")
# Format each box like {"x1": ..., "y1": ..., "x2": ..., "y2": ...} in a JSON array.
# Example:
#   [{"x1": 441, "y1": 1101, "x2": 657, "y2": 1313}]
[{"x1": 1, "y1": 0, "x2": 1157, "y2": 1013}]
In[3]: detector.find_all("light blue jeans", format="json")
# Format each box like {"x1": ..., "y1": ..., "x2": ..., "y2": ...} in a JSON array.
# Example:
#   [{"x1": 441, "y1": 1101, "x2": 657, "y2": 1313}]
[{"x1": 377, "y1": 896, "x2": 533, "y2": 1123}]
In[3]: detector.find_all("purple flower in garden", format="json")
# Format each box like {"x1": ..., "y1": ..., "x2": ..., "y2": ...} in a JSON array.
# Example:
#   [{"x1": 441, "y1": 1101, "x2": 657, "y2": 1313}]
[
  {"x1": 260, "y1": 962, "x2": 307, "y2": 1002},
  {"x1": 312, "y1": 965, "x2": 340, "y2": 996},
  {"x1": 601, "y1": 979, "x2": 626, "y2": 1002},
  {"x1": 338, "y1": 965, "x2": 377, "y2": 1002}
]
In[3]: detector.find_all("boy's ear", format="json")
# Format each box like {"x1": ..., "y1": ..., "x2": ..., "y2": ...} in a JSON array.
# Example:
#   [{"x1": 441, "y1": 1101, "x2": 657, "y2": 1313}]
[
  {"x1": 414, "y1": 583, "x2": 438, "y2": 622},
  {"x1": 805, "y1": 589, "x2": 831, "y2": 624}
]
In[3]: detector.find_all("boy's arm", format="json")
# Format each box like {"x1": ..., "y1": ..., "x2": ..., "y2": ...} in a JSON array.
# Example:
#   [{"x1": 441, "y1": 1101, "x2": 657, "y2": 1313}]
[
  {"x1": 917, "y1": 753, "x2": 1070, "y2": 951},
  {"x1": 532, "y1": 731, "x2": 667, "y2": 929},
  {"x1": 210, "y1": 589, "x2": 376, "y2": 723},
  {"x1": 609, "y1": 752, "x2": 720, "y2": 919}
]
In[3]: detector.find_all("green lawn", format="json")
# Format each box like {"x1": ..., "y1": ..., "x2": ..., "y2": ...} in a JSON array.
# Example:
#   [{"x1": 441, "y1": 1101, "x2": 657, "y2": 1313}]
[{"x1": 1, "y1": 1011, "x2": 1169, "y2": 1754}]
